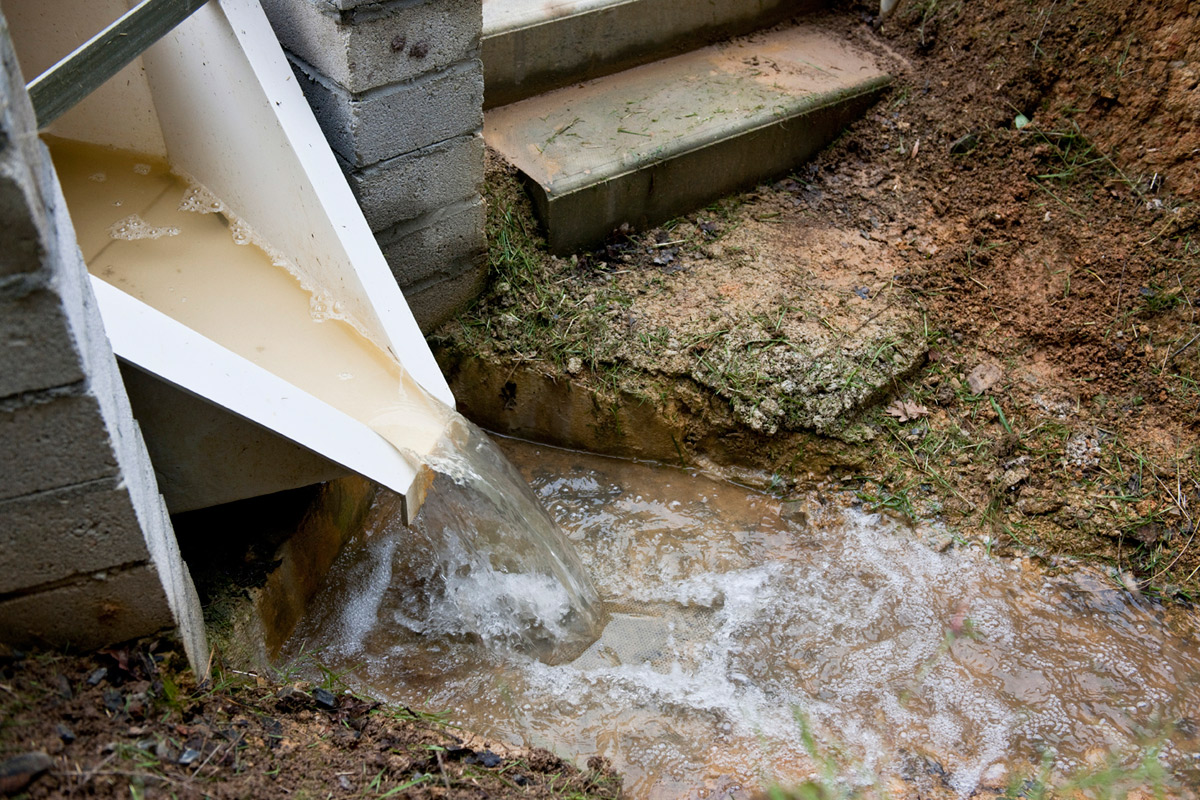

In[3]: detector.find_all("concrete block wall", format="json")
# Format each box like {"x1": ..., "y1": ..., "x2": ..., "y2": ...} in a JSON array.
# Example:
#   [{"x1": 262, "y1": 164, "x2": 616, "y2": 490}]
[
  {"x1": 260, "y1": 0, "x2": 488, "y2": 333},
  {"x1": 0, "y1": 12, "x2": 205, "y2": 668}
]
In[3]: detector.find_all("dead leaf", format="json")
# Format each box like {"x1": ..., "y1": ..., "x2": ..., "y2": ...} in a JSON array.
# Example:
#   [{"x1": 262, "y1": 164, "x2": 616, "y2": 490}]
[{"x1": 884, "y1": 399, "x2": 929, "y2": 422}]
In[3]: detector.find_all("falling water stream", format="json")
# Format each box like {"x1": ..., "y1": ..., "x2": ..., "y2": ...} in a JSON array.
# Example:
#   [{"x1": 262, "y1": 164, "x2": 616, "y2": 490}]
[{"x1": 287, "y1": 440, "x2": 1200, "y2": 798}]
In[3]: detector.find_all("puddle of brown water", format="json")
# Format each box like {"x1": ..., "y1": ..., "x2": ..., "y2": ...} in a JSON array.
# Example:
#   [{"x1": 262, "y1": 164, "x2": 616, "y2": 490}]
[{"x1": 286, "y1": 438, "x2": 1200, "y2": 797}]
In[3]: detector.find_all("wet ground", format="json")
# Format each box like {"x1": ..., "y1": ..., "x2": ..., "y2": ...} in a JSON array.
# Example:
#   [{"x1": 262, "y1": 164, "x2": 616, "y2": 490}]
[{"x1": 285, "y1": 438, "x2": 1200, "y2": 798}]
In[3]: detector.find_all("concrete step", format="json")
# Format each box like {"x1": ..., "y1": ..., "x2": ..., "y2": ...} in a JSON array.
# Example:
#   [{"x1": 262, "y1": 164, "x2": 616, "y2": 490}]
[
  {"x1": 484, "y1": 23, "x2": 890, "y2": 254},
  {"x1": 482, "y1": 0, "x2": 825, "y2": 107}
]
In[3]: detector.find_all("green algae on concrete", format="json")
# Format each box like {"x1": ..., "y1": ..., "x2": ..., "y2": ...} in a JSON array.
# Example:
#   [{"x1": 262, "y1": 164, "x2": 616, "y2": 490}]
[{"x1": 485, "y1": 24, "x2": 891, "y2": 253}]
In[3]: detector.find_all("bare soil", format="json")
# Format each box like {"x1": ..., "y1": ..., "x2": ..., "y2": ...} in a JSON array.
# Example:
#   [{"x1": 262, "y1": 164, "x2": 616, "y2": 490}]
[
  {"x1": 0, "y1": 641, "x2": 620, "y2": 799},
  {"x1": 438, "y1": 0, "x2": 1200, "y2": 601}
]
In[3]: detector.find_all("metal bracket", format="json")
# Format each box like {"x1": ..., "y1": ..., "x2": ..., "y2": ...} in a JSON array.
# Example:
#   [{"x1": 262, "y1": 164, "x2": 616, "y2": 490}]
[{"x1": 27, "y1": 0, "x2": 210, "y2": 128}]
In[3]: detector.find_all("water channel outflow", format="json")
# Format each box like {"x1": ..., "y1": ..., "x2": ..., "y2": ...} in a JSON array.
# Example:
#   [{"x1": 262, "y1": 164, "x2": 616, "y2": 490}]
[{"x1": 5, "y1": 0, "x2": 454, "y2": 520}]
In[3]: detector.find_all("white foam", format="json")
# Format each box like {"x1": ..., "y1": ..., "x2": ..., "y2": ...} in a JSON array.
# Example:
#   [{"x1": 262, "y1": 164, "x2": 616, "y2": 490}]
[{"x1": 107, "y1": 214, "x2": 180, "y2": 241}]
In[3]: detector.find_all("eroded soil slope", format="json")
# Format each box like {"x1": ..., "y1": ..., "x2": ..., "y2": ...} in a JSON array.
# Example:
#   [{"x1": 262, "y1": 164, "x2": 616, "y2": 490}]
[{"x1": 437, "y1": 0, "x2": 1200, "y2": 597}]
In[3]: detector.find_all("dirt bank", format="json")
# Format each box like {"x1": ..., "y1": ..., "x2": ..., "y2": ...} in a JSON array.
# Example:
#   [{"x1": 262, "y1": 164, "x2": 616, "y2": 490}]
[{"x1": 436, "y1": 0, "x2": 1200, "y2": 600}]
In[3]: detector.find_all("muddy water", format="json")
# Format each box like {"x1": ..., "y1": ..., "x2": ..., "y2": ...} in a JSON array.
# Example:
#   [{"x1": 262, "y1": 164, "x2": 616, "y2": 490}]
[
  {"x1": 48, "y1": 138, "x2": 607, "y2": 653},
  {"x1": 288, "y1": 438, "x2": 1200, "y2": 797},
  {"x1": 47, "y1": 137, "x2": 447, "y2": 460}
]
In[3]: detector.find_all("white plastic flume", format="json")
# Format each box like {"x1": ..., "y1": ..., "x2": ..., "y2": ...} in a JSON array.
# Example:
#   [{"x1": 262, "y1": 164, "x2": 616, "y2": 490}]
[{"x1": 6, "y1": 0, "x2": 454, "y2": 520}]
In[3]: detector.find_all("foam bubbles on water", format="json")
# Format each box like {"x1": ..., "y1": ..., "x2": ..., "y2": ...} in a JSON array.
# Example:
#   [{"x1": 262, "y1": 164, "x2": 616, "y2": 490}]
[
  {"x1": 178, "y1": 183, "x2": 226, "y2": 215},
  {"x1": 285, "y1": 443, "x2": 1200, "y2": 798},
  {"x1": 108, "y1": 214, "x2": 180, "y2": 241}
]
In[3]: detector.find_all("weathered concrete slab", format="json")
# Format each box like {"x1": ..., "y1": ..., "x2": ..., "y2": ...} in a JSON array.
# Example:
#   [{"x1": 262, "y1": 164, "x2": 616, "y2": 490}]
[
  {"x1": 482, "y1": 0, "x2": 824, "y2": 107},
  {"x1": 485, "y1": 24, "x2": 890, "y2": 254}
]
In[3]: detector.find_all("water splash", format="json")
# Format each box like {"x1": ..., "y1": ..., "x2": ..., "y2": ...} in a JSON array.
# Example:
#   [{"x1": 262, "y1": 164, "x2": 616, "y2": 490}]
[
  {"x1": 290, "y1": 415, "x2": 607, "y2": 667},
  {"x1": 286, "y1": 439, "x2": 1200, "y2": 798}
]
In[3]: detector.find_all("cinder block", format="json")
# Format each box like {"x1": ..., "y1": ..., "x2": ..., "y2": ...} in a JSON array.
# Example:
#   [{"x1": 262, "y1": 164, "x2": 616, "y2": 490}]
[
  {"x1": 403, "y1": 257, "x2": 488, "y2": 333},
  {"x1": 0, "y1": 144, "x2": 50, "y2": 278},
  {"x1": 345, "y1": 133, "x2": 483, "y2": 232},
  {"x1": 0, "y1": 563, "x2": 174, "y2": 651},
  {"x1": 261, "y1": 0, "x2": 481, "y2": 94},
  {"x1": 377, "y1": 195, "x2": 486, "y2": 288},
  {"x1": 0, "y1": 390, "x2": 119, "y2": 501},
  {"x1": 0, "y1": 279, "x2": 86, "y2": 398},
  {"x1": 288, "y1": 53, "x2": 483, "y2": 167},
  {"x1": 0, "y1": 478, "x2": 152, "y2": 594},
  {"x1": 0, "y1": 13, "x2": 52, "y2": 279}
]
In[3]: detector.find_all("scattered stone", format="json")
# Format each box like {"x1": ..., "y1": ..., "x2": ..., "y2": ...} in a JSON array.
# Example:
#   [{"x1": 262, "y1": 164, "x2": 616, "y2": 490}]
[
  {"x1": 312, "y1": 687, "x2": 337, "y2": 710},
  {"x1": 931, "y1": 534, "x2": 955, "y2": 553},
  {"x1": 965, "y1": 362, "x2": 1003, "y2": 395},
  {"x1": 779, "y1": 500, "x2": 809, "y2": 527},
  {"x1": 86, "y1": 667, "x2": 107, "y2": 686},
  {"x1": 567, "y1": 356, "x2": 583, "y2": 375},
  {"x1": 1064, "y1": 430, "x2": 1101, "y2": 469},
  {"x1": 178, "y1": 748, "x2": 202, "y2": 766},
  {"x1": 55, "y1": 724, "x2": 76, "y2": 744},
  {"x1": 1130, "y1": 523, "x2": 1167, "y2": 545},
  {"x1": 52, "y1": 673, "x2": 73, "y2": 699},
  {"x1": 1000, "y1": 465, "x2": 1030, "y2": 491},
  {"x1": 1017, "y1": 494, "x2": 1064, "y2": 516},
  {"x1": 103, "y1": 687, "x2": 124, "y2": 713},
  {"x1": 0, "y1": 752, "x2": 53, "y2": 794},
  {"x1": 477, "y1": 750, "x2": 503, "y2": 768},
  {"x1": 275, "y1": 685, "x2": 308, "y2": 709}
]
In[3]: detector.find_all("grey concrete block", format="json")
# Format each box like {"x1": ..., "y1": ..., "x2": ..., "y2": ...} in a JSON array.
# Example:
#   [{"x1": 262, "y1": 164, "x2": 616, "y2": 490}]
[
  {"x1": 0, "y1": 279, "x2": 86, "y2": 398},
  {"x1": 0, "y1": 563, "x2": 175, "y2": 651},
  {"x1": 288, "y1": 53, "x2": 483, "y2": 168},
  {"x1": 345, "y1": 133, "x2": 483, "y2": 232},
  {"x1": 0, "y1": 14, "x2": 52, "y2": 279},
  {"x1": 377, "y1": 195, "x2": 485, "y2": 289},
  {"x1": 0, "y1": 478, "x2": 152, "y2": 594},
  {"x1": 0, "y1": 390, "x2": 119, "y2": 501},
  {"x1": 404, "y1": 260, "x2": 488, "y2": 333},
  {"x1": 261, "y1": 0, "x2": 481, "y2": 94},
  {"x1": 0, "y1": 145, "x2": 50, "y2": 278}
]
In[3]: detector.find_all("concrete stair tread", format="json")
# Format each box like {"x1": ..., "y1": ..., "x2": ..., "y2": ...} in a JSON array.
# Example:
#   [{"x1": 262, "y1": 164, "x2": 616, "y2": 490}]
[
  {"x1": 481, "y1": 0, "x2": 818, "y2": 106},
  {"x1": 483, "y1": 0, "x2": 615, "y2": 36},
  {"x1": 485, "y1": 23, "x2": 890, "y2": 253}
]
